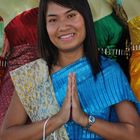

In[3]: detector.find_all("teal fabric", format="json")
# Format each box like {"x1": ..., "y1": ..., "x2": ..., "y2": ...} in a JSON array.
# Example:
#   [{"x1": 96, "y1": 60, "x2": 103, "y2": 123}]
[
  {"x1": 51, "y1": 56, "x2": 139, "y2": 140},
  {"x1": 116, "y1": 0, "x2": 123, "y2": 6}
]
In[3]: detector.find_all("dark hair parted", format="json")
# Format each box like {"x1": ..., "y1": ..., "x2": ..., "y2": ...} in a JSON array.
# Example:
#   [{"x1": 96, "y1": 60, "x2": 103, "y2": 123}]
[{"x1": 38, "y1": 0, "x2": 100, "y2": 75}]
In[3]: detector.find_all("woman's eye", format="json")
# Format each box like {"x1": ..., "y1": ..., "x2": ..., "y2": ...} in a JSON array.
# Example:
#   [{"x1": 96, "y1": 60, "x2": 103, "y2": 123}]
[
  {"x1": 67, "y1": 13, "x2": 76, "y2": 18},
  {"x1": 48, "y1": 19, "x2": 57, "y2": 23}
]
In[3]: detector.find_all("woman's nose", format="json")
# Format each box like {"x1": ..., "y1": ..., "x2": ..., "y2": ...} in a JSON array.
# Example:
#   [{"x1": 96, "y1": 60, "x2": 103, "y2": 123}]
[{"x1": 58, "y1": 19, "x2": 71, "y2": 32}]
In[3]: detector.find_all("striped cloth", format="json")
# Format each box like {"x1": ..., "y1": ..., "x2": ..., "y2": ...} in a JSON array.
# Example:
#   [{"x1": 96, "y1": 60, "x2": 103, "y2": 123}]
[{"x1": 51, "y1": 56, "x2": 139, "y2": 139}]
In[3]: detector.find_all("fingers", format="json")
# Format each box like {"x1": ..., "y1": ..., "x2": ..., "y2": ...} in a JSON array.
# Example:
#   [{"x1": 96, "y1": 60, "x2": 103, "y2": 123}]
[
  {"x1": 66, "y1": 72, "x2": 80, "y2": 107},
  {"x1": 70, "y1": 73, "x2": 76, "y2": 120},
  {"x1": 69, "y1": 73, "x2": 85, "y2": 125},
  {"x1": 67, "y1": 72, "x2": 77, "y2": 97},
  {"x1": 67, "y1": 73, "x2": 72, "y2": 98},
  {"x1": 71, "y1": 73, "x2": 76, "y2": 95},
  {"x1": 58, "y1": 73, "x2": 77, "y2": 123},
  {"x1": 62, "y1": 73, "x2": 72, "y2": 108},
  {"x1": 71, "y1": 73, "x2": 78, "y2": 101}
]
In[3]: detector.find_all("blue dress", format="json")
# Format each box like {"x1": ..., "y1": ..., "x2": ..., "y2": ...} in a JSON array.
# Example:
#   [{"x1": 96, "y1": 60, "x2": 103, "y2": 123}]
[{"x1": 51, "y1": 56, "x2": 139, "y2": 140}]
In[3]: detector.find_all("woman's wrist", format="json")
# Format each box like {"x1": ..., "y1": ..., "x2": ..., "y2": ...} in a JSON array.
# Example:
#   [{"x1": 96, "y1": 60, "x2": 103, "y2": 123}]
[
  {"x1": 43, "y1": 117, "x2": 51, "y2": 140},
  {"x1": 42, "y1": 114, "x2": 65, "y2": 137},
  {"x1": 78, "y1": 113, "x2": 89, "y2": 127},
  {"x1": 53, "y1": 112, "x2": 67, "y2": 126}
]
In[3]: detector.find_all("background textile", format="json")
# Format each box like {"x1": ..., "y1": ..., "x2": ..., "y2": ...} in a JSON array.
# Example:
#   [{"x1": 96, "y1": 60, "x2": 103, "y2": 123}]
[
  {"x1": 0, "y1": 0, "x2": 39, "y2": 127},
  {"x1": 0, "y1": 0, "x2": 39, "y2": 26}
]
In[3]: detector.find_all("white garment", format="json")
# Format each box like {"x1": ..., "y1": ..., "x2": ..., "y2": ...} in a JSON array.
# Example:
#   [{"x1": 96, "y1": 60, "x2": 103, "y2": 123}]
[{"x1": 88, "y1": 0, "x2": 112, "y2": 21}]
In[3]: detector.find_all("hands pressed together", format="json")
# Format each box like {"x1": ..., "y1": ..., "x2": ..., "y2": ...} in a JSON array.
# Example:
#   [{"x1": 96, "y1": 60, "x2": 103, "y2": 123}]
[{"x1": 57, "y1": 73, "x2": 88, "y2": 127}]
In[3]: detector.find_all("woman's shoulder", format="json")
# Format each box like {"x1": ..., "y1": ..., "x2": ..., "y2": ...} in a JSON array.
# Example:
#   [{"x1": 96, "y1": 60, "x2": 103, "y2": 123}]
[
  {"x1": 100, "y1": 56, "x2": 120, "y2": 69},
  {"x1": 97, "y1": 56, "x2": 138, "y2": 110},
  {"x1": 10, "y1": 58, "x2": 50, "y2": 97},
  {"x1": 99, "y1": 56, "x2": 127, "y2": 84}
]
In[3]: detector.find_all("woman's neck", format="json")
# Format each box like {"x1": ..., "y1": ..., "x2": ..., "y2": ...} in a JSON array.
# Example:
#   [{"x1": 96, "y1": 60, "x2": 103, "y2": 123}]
[
  {"x1": 51, "y1": 45, "x2": 84, "y2": 74},
  {"x1": 57, "y1": 49, "x2": 84, "y2": 68}
]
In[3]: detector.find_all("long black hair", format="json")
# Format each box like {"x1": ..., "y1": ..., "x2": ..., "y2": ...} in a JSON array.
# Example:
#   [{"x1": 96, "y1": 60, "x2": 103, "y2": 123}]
[{"x1": 38, "y1": 0, "x2": 100, "y2": 75}]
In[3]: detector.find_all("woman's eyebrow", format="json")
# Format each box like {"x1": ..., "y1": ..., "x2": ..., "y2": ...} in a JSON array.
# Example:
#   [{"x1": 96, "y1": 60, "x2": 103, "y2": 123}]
[
  {"x1": 65, "y1": 9, "x2": 74, "y2": 14},
  {"x1": 47, "y1": 9, "x2": 74, "y2": 17}
]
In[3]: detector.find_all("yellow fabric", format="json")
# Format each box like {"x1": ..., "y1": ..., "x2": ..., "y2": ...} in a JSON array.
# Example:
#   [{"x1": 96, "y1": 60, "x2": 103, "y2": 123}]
[
  {"x1": 129, "y1": 16, "x2": 140, "y2": 101},
  {"x1": 0, "y1": 0, "x2": 39, "y2": 26},
  {"x1": 128, "y1": 16, "x2": 140, "y2": 45}
]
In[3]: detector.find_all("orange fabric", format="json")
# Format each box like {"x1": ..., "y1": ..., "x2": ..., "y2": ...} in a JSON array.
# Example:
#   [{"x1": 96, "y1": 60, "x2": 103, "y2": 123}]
[
  {"x1": 128, "y1": 16, "x2": 140, "y2": 101},
  {"x1": 130, "y1": 51, "x2": 140, "y2": 101}
]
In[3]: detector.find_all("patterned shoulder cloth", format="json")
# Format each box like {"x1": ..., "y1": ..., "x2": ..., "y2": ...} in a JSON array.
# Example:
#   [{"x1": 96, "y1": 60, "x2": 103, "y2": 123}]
[{"x1": 10, "y1": 59, "x2": 69, "y2": 140}]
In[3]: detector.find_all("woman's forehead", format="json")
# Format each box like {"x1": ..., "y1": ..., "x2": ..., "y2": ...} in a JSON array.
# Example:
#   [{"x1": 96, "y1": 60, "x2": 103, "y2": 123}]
[{"x1": 46, "y1": 2, "x2": 73, "y2": 15}]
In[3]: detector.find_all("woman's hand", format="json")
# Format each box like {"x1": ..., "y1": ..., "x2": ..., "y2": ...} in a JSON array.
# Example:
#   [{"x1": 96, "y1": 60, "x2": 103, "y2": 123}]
[
  {"x1": 57, "y1": 73, "x2": 88, "y2": 127},
  {"x1": 56, "y1": 73, "x2": 72, "y2": 125},
  {"x1": 70, "y1": 73, "x2": 88, "y2": 127}
]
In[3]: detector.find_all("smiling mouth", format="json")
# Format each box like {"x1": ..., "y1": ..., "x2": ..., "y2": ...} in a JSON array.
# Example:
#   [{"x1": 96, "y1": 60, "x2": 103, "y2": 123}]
[{"x1": 59, "y1": 33, "x2": 75, "y2": 40}]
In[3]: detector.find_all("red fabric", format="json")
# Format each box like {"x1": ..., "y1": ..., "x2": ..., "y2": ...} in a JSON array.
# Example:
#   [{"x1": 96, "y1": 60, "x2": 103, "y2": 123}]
[
  {"x1": 0, "y1": 16, "x2": 3, "y2": 22},
  {"x1": 0, "y1": 57, "x2": 7, "y2": 83},
  {"x1": 5, "y1": 7, "x2": 38, "y2": 47},
  {"x1": 0, "y1": 8, "x2": 39, "y2": 126},
  {"x1": 8, "y1": 44, "x2": 39, "y2": 71}
]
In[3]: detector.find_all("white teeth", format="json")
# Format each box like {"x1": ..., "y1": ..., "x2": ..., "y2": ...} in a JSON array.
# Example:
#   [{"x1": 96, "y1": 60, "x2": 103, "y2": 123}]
[{"x1": 60, "y1": 33, "x2": 74, "y2": 39}]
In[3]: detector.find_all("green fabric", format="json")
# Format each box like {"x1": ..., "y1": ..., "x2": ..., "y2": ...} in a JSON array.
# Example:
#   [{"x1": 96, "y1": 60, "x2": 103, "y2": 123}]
[
  {"x1": 94, "y1": 13, "x2": 124, "y2": 58},
  {"x1": 0, "y1": 22, "x2": 4, "y2": 55}
]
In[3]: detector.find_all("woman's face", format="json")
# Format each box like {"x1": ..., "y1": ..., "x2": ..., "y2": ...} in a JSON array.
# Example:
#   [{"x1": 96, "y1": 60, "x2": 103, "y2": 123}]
[{"x1": 46, "y1": 2, "x2": 86, "y2": 52}]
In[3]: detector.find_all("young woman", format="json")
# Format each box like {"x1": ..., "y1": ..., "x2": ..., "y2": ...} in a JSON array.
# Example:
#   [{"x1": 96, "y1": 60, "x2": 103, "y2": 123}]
[{"x1": 1, "y1": 0, "x2": 140, "y2": 139}]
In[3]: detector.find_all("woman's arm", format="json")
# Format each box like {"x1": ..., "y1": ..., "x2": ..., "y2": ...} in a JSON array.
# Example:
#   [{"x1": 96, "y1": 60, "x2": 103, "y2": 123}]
[
  {"x1": 73, "y1": 100, "x2": 140, "y2": 140},
  {"x1": 0, "y1": 90, "x2": 71, "y2": 140},
  {"x1": 87, "y1": 101, "x2": 140, "y2": 140}
]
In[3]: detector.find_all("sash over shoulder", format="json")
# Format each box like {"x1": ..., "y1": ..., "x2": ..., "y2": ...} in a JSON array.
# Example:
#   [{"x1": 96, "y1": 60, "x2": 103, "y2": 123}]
[{"x1": 10, "y1": 58, "x2": 69, "y2": 140}]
